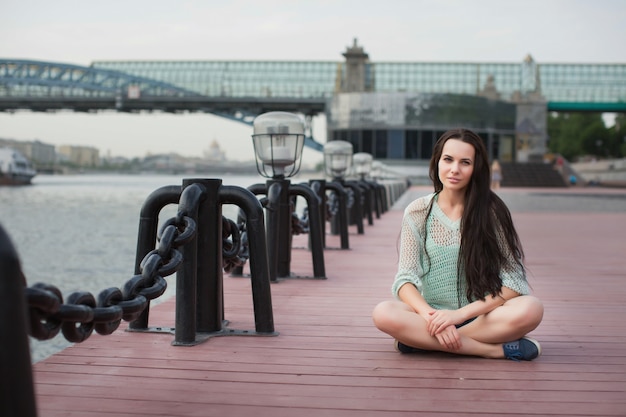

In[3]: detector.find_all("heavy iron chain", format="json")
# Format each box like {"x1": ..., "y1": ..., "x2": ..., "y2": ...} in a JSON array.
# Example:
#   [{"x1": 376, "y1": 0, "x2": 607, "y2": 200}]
[
  {"x1": 255, "y1": 195, "x2": 310, "y2": 236},
  {"x1": 222, "y1": 217, "x2": 248, "y2": 273},
  {"x1": 24, "y1": 211, "x2": 249, "y2": 343},
  {"x1": 346, "y1": 187, "x2": 355, "y2": 209}
]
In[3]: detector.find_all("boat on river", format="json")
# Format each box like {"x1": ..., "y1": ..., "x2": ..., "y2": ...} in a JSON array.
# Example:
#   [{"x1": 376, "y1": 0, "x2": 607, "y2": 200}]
[{"x1": 0, "y1": 147, "x2": 37, "y2": 185}]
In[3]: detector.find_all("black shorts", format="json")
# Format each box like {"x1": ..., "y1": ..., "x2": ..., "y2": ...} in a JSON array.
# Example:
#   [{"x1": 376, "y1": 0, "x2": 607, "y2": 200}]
[{"x1": 455, "y1": 317, "x2": 477, "y2": 329}]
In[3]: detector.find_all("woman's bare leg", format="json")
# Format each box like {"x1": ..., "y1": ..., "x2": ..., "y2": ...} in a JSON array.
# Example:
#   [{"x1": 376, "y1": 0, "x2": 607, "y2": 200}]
[
  {"x1": 372, "y1": 296, "x2": 543, "y2": 359},
  {"x1": 458, "y1": 296, "x2": 544, "y2": 343}
]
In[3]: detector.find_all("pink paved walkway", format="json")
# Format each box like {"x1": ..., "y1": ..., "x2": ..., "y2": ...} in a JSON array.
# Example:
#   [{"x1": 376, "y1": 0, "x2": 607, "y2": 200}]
[{"x1": 32, "y1": 187, "x2": 626, "y2": 416}]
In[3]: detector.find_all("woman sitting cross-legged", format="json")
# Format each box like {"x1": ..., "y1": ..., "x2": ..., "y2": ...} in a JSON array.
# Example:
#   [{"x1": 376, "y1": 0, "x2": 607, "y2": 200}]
[{"x1": 372, "y1": 128, "x2": 544, "y2": 361}]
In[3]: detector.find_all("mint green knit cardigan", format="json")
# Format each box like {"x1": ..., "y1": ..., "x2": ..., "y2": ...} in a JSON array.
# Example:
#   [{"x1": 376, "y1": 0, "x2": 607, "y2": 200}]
[{"x1": 392, "y1": 193, "x2": 529, "y2": 310}]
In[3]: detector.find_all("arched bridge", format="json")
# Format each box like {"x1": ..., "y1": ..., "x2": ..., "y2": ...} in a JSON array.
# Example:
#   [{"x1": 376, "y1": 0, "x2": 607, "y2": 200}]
[
  {"x1": 0, "y1": 59, "x2": 327, "y2": 150},
  {"x1": 1, "y1": 57, "x2": 625, "y2": 150}
]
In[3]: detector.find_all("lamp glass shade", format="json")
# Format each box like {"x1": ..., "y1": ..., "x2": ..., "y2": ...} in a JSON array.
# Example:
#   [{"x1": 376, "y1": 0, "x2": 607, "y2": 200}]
[
  {"x1": 252, "y1": 112, "x2": 305, "y2": 178},
  {"x1": 323, "y1": 140, "x2": 353, "y2": 179},
  {"x1": 371, "y1": 160, "x2": 383, "y2": 178},
  {"x1": 352, "y1": 152, "x2": 373, "y2": 176}
]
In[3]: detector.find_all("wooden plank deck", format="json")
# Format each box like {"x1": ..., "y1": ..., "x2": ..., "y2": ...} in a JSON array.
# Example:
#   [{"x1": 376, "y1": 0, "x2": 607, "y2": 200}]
[{"x1": 32, "y1": 187, "x2": 626, "y2": 417}]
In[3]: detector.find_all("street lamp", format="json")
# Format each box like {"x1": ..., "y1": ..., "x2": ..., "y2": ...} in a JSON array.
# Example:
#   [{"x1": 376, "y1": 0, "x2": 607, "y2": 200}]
[
  {"x1": 323, "y1": 140, "x2": 353, "y2": 180},
  {"x1": 252, "y1": 111, "x2": 305, "y2": 179},
  {"x1": 352, "y1": 152, "x2": 373, "y2": 180},
  {"x1": 250, "y1": 112, "x2": 310, "y2": 281},
  {"x1": 323, "y1": 140, "x2": 365, "y2": 237},
  {"x1": 352, "y1": 152, "x2": 376, "y2": 225},
  {"x1": 371, "y1": 161, "x2": 383, "y2": 180}
]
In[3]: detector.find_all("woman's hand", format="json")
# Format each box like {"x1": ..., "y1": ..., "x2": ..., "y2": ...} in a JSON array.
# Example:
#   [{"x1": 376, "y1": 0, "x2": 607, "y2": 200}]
[
  {"x1": 424, "y1": 310, "x2": 464, "y2": 351},
  {"x1": 434, "y1": 325, "x2": 462, "y2": 351},
  {"x1": 427, "y1": 309, "x2": 465, "y2": 336}
]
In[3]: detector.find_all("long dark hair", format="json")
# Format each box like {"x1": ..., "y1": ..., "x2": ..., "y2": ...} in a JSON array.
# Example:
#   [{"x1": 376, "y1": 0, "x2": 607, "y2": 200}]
[{"x1": 427, "y1": 128, "x2": 525, "y2": 302}]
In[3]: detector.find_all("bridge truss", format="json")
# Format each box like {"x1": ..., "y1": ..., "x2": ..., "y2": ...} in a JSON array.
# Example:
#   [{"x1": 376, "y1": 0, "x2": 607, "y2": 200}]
[{"x1": 0, "y1": 59, "x2": 326, "y2": 150}]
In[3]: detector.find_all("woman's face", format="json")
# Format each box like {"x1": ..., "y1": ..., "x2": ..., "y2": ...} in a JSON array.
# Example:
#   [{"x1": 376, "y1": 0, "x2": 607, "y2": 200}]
[{"x1": 438, "y1": 138, "x2": 475, "y2": 192}]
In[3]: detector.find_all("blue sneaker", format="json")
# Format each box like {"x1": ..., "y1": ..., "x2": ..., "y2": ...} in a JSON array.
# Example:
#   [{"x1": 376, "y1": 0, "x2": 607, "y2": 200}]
[
  {"x1": 503, "y1": 337, "x2": 541, "y2": 361},
  {"x1": 394, "y1": 340, "x2": 430, "y2": 354}
]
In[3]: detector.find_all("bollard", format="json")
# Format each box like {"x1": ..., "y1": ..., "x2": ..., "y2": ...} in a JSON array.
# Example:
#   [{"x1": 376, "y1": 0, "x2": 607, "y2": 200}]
[
  {"x1": 358, "y1": 180, "x2": 375, "y2": 226},
  {"x1": 220, "y1": 185, "x2": 275, "y2": 333},
  {"x1": 130, "y1": 185, "x2": 182, "y2": 331},
  {"x1": 174, "y1": 182, "x2": 205, "y2": 345},
  {"x1": 375, "y1": 181, "x2": 387, "y2": 214},
  {"x1": 343, "y1": 180, "x2": 365, "y2": 234},
  {"x1": 308, "y1": 180, "x2": 327, "y2": 248},
  {"x1": 247, "y1": 181, "x2": 326, "y2": 280},
  {"x1": 174, "y1": 179, "x2": 276, "y2": 344},
  {"x1": 289, "y1": 183, "x2": 326, "y2": 279},
  {"x1": 129, "y1": 179, "x2": 276, "y2": 344},
  {"x1": 0, "y1": 224, "x2": 38, "y2": 417},
  {"x1": 325, "y1": 181, "x2": 350, "y2": 249},
  {"x1": 267, "y1": 179, "x2": 289, "y2": 280}
]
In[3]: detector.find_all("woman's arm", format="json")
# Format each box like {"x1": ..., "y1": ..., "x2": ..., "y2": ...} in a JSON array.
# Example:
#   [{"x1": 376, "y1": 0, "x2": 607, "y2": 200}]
[
  {"x1": 458, "y1": 286, "x2": 519, "y2": 320},
  {"x1": 428, "y1": 286, "x2": 520, "y2": 335},
  {"x1": 398, "y1": 282, "x2": 435, "y2": 319},
  {"x1": 391, "y1": 206, "x2": 425, "y2": 298}
]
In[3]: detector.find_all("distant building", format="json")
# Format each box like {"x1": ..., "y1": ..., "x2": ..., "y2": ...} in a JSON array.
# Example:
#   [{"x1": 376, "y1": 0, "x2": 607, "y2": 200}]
[
  {"x1": 142, "y1": 153, "x2": 194, "y2": 172},
  {"x1": 57, "y1": 145, "x2": 100, "y2": 167},
  {"x1": 0, "y1": 138, "x2": 56, "y2": 166},
  {"x1": 204, "y1": 139, "x2": 227, "y2": 161},
  {"x1": 326, "y1": 41, "x2": 546, "y2": 163},
  {"x1": 327, "y1": 92, "x2": 517, "y2": 162}
]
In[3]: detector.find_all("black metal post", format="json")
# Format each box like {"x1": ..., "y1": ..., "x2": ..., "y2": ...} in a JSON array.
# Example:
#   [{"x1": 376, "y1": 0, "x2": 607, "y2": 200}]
[
  {"x1": 359, "y1": 180, "x2": 374, "y2": 226},
  {"x1": 130, "y1": 185, "x2": 181, "y2": 330},
  {"x1": 228, "y1": 182, "x2": 266, "y2": 278},
  {"x1": 220, "y1": 185, "x2": 275, "y2": 334},
  {"x1": 325, "y1": 181, "x2": 350, "y2": 249},
  {"x1": 370, "y1": 181, "x2": 383, "y2": 218},
  {"x1": 263, "y1": 181, "x2": 282, "y2": 281},
  {"x1": 0, "y1": 224, "x2": 38, "y2": 417},
  {"x1": 378, "y1": 182, "x2": 389, "y2": 213},
  {"x1": 173, "y1": 182, "x2": 205, "y2": 346},
  {"x1": 189, "y1": 179, "x2": 223, "y2": 334},
  {"x1": 249, "y1": 180, "x2": 326, "y2": 279},
  {"x1": 247, "y1": 181, "x2": 290, "y2": 281},
  {"x1": 274, "y1": 179, "x2": 293, "y2": 278},
  {"x1": 267, "y1": 178, "x2": 292, "y2": 279},
  {"x1": 343, "y1": 180, "x2": 365, "y2": 234},
  {"x1": 289, "y1": 183, "x2": 326, "y2": 278},
  {"x1": 308, "y1": 180, "x2": 327, "y2": 248}
]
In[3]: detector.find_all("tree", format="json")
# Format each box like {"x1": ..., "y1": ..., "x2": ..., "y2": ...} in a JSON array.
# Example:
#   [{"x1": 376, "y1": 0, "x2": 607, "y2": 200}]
[{"x1": 547, "y1": 112, "x2": 615, "y2": 160}]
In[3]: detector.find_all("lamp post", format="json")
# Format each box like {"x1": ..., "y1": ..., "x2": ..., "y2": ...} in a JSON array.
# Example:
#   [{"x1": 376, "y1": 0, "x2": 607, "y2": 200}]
[
  {"x1": 323, "y1": 142, "x2": 365, "y2": 234},
  {"x1": 352, "y1": 152, "x2": 376, "y2": 225},
  {"x1": 323, "y1": 140, "x2": 363, "y2": 242},
  {"x1": 371, "y1": 160, "x2": 391, "y2": 213},
  {"x1": 252, "y1": 112, "x2": 305, "y2": 281}
]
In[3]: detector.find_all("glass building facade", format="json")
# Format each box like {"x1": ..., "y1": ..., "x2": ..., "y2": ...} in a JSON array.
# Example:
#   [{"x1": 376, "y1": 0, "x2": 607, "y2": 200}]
[
  {"x1": 327, "y1": 92, "x2": 517, "y2": 162},
  {"x1": 93, "y1": 60, "x2": 339, "y2": 98},
  {"x1": 90, "y1": 57, "x2": 624, "y2": 162},
  {"x1": 91, "y1": 60, "x2": 626, "y2": 106}
]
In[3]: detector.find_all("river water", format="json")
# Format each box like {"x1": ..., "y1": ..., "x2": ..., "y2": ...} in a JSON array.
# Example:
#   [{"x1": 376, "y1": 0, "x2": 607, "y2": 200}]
[{"x1": 0, "y1": 172, "x2": 297, "y2": 362}]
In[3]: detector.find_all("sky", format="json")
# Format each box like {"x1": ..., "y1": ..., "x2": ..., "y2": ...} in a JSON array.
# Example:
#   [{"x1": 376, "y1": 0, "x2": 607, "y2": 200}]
[{"x1": 1, "y1": 0, "x2": 625, "y2": 164}]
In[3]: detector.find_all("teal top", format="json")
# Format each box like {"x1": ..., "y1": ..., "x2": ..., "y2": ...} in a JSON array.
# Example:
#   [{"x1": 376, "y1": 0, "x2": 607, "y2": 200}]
[{"x1": 391, "y1": 193, "x2": 529, "y2": 310}]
